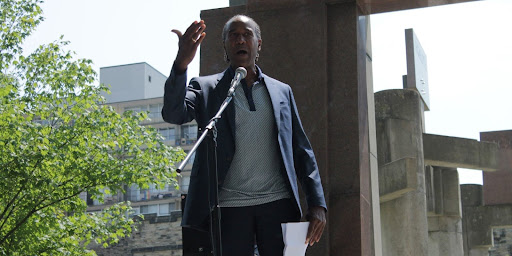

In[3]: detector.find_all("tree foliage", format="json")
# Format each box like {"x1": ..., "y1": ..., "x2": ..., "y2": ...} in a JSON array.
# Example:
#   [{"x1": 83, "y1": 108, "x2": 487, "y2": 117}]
[{"x1": 0, "y1": 0, "x2": 184, "y2": 254}]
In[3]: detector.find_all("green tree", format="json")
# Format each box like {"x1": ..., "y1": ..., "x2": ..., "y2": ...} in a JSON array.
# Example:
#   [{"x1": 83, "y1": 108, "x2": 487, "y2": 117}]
[{"x1": 0, "y1": 0, "x2": 184, "y2": 255}]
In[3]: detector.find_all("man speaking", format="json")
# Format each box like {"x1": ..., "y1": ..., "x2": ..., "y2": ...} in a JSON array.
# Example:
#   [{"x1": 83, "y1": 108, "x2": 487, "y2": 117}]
[{"x1": 162, "y1": 14, "x2": 327, "y2": 256}]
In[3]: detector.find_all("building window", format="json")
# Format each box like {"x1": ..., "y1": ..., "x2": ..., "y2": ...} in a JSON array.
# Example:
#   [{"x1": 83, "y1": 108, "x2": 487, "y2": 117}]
[
  {"x1": 130, "y1": 183, "x2": 175, "y2": 202},
  {"x1": 90, "y1": 187, "x2": 119, "y2": 206},
  {"x1": 159, "y1": 127, "x2": 176, "y2": 141},
  {"x1": 159, "y1": 203, "x2": 169, "y2": 215},
  {"x1": 130, "y1": 207, "x2": 141, "y2": 217},
  {"x1": 180, "y1": 124, "x2": 198, "y2": 144},
  {"x1": 181, "y1": 176, "x2": 190, "y2": 193},
  {"x1": 148, "y1": 75, "x2": 152, "y2": 82},
  {"x1": 139, "y1": 203, "x2": 175, "y2": 216},
  {"x1": 148, "y1": 104, "x2": 162, "y2": 119},
  {"x1": 140, "y1": 204, "x2": 158, "y2": 214},
  {"x1": 127, "y1": 184, "x2": 140, "y2": 201}
]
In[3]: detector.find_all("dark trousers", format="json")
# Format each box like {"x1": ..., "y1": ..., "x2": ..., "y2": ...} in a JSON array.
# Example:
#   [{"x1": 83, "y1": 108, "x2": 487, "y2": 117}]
[{"x1": 220, "y1": 198, "x2": 300, "y2": 256}]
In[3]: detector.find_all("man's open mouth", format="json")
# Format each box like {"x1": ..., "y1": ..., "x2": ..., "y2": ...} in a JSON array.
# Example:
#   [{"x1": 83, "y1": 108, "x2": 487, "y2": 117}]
[{"x1": 236, "y1": 50, "x2": 248, "y2": 55}]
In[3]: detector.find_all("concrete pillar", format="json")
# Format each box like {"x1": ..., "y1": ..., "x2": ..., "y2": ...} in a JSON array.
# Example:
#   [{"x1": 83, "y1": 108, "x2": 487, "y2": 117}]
[
  {"x1": 200, "y1": 1, "x2": 377, "y2": 255},
  {"x1": 427, "y1": 167, "x2": 463, "y2": 256},
  {"x1": 461, "y1": 184, "x2": 489, "y2": 256},
  {"x1": 375, "y1": 89, "x2": 428, "y2": 256}
]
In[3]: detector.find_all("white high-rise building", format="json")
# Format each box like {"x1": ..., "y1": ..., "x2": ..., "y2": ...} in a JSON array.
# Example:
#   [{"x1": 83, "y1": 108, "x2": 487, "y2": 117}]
[
  {"x1": 100, "y1": 62, "x2": 166, "y2": 103},
  {"x1": 86, "y1": 62, "x2": 196, "y2": 217}
]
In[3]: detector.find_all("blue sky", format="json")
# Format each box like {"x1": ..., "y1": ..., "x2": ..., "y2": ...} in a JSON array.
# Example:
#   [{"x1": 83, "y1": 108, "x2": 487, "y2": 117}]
[{"x1": 23, "y1": 0, "x2": 512, "y2": 184}]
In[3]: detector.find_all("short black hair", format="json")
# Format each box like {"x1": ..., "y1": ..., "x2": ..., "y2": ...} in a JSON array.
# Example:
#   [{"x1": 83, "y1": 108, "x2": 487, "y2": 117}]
[{"x1": 222, "y1": 14, "x2": 261, "y2": 42}]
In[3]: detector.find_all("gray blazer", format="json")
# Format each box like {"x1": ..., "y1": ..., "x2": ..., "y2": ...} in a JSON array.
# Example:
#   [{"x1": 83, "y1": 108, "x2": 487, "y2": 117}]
[{"x1": 162, "y1": 65, "x2": 326, "y2": 230}]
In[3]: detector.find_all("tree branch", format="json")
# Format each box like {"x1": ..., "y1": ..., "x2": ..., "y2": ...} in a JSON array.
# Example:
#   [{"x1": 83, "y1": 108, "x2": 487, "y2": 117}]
[
  {"x1": 0, "y1": 184, "x2": 94, "y2": 246},
  {"x1": 0, "y1": 181, "x2": 26, "y2": 231}
]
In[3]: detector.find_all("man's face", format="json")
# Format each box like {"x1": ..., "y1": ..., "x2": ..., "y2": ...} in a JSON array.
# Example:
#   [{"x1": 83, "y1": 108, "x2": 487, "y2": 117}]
[{"x1": 224, "y1": 18, "x2": 261, "y2": 70}]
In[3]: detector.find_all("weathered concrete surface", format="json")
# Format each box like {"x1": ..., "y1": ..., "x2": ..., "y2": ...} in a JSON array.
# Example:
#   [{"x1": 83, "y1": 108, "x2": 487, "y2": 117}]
[
  {"x1": 426, "y1": 167, "x2": 461, "y2": 216},
  {"x1": 376, "y1": 89, "x2": 429, "y2": 256},
  {"x1": 461, "y1": 184, "x2": 512, "y2": 256},
  {"x1": 427, "y1": 168, "x2": 463, "y2": 256},
  {"x1": 428, "y1": 216, "x2": 464, "y2": 256},
  {"x1": 378, "y1": 157, "x2": 417, "y2": 202},
  {"x1": 423, "y1": 133, "x2": 498, "y2": 171}
]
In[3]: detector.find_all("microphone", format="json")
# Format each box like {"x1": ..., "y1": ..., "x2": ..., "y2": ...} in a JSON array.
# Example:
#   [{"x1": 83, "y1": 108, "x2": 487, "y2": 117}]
[{"x1": 227, "y1": 67, "x2": 247, "y2": 97}]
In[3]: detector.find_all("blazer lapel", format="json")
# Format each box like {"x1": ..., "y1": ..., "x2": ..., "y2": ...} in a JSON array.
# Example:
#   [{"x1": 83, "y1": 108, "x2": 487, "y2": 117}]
[
  {"x1": 263, "y1": 75, "x2": 281, "y2": 132},
  {"x1": 214, "y1": 70, "x2": 236, "y2": 140}
]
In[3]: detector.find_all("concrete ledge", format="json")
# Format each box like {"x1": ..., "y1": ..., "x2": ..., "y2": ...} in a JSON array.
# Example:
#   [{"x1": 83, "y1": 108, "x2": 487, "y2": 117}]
[
  {"x1": 423, "y1": 133, "x2": 498, "y2": 171},
  {"x1": 379, "y1": 157, "x2": 418, "y2": 203}
]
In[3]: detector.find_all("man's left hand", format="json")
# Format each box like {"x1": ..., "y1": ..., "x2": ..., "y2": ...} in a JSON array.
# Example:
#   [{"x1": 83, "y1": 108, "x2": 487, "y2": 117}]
[{"x1": 305, "y1": 206, "x2": 326, "y2": 246}]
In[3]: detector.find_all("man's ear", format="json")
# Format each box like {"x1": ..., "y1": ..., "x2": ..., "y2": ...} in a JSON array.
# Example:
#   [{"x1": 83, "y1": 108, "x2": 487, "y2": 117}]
[{"x1": 258, "y1": 39, "x2": 262, "y2": 51}]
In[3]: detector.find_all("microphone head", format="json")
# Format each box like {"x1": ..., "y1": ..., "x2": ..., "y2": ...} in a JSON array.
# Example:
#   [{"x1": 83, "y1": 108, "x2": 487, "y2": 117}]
[{"x1": 235, "y1": 67, "x2": 247, "y2": 79}]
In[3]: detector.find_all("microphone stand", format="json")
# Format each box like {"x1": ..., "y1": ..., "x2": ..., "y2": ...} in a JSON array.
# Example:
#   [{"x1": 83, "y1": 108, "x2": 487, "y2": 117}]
[{"x1": 177, "y1": 79, "x2": 240, "y2": 256}]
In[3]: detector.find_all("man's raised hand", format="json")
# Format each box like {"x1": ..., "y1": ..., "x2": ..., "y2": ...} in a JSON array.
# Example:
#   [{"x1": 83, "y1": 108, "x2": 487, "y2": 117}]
[{"x1": 172, "y1": 20, "x2": 206, "y2": 74}]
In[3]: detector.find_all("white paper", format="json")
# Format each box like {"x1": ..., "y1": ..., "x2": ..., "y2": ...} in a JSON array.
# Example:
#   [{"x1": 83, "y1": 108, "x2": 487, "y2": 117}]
[{"x1": 281, "y1": 222, "x2": 309, "y2": 256}]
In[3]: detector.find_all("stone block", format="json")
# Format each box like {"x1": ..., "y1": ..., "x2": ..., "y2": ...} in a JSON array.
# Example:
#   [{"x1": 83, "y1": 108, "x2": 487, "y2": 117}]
[
  {"x1": 428, "y1": 221, "x2": 464, "y2": 256},
  {"x1": 380, "y1": 192, "x2": 429, "y2": 256},
  {"x1": 375, "y1": 90, "x2": 424, "y2": 166},
  {"x1": 378, "y1": 157, "x2": 417, "y2": 202},
  {"x1": 428, "y1": 216, "x2": 464, "y2": 256}
]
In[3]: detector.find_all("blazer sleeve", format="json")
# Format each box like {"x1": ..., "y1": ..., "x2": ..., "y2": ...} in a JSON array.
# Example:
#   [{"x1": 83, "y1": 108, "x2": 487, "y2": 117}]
[
  {"x1": 289, "y1": 88, "x2": 327, "y2": 211},
  {"x1": 161, "y1": 63, "x2": 202, "y2": 125}
]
